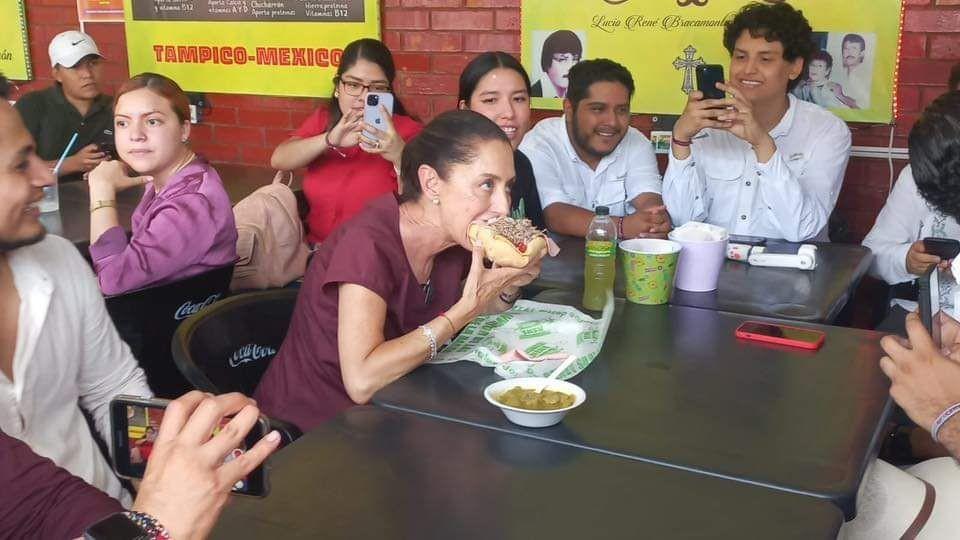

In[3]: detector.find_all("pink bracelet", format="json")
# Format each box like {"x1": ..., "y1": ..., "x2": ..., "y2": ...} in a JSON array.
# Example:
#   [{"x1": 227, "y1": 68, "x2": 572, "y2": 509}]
[{"x1": 931, "y1": 402, "x2": 960, "y2": 444}]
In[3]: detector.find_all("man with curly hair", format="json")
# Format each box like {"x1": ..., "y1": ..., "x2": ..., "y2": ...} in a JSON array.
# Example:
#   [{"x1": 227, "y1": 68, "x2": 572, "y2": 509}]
[
  {"x1": 863, "y1": 91, "x2": 960, "y2": 332},
  {"x1": 662, "y1": 2, "x2": 851, "y2": 242}
]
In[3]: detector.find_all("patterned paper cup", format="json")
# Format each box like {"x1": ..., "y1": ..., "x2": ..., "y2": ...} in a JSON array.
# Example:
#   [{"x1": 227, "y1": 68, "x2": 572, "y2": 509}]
[{"x1": 619, "y1": 239, "x2": 682, "y2": 305}]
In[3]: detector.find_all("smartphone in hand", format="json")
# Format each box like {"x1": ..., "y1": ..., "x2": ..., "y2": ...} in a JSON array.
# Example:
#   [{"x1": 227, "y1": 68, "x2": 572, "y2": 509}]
[
  {"x1": 363, "y1": 92, "x2": 394, "y2": 143},
  {"x1": 696, "y1": 64, "x2": 725, "y2": 100},
  {"x1": 922, "y1": 237, "x2": 960, "y2": 260},
  {"x1": 110, "y1": 395, "x2": 270, "y2": 496}
]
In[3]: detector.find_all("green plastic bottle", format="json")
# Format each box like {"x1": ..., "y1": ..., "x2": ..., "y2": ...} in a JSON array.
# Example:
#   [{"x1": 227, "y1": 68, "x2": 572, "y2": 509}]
[{"x1": 582, "y1": 206, "x2": 618, "y2": 311}]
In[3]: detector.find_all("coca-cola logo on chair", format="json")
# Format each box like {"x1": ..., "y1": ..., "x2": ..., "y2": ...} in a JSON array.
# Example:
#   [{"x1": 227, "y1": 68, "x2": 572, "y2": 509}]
[
  {"x1": 173, "y1": 294, "x2": 222, "y2": 321},
  {"x1": 229, "y1": 344, "x2": 279, "y2": 368}
]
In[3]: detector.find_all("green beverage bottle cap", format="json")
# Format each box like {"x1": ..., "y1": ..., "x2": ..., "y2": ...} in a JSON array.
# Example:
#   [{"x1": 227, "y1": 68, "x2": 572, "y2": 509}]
[{"x1": 595, "y1": 206, "x2": 610, "y2": 216}]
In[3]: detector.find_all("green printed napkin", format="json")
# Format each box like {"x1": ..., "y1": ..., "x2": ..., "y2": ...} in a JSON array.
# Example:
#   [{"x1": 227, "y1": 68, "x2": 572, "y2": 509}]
[{"x1": 432, "y1": 295, "x2": 614, "y2": 380}]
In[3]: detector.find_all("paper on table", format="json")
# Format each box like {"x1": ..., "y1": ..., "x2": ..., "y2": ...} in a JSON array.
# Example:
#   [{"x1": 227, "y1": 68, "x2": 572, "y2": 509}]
[
  {"x1": 431, "y1": 292, "x2": 615, "y2": 380},
  {"x1": 670, "y1": 221, "x2": 728, "y2": 242}
]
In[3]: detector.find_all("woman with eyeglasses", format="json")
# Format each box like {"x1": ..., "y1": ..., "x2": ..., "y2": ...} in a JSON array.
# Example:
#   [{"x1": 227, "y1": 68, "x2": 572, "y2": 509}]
[
  {"x1": 87, "y1": 73, "x2": 236, "y2": 295},
  {"x1": 270, "y1": 38, "x2": 421, "y2": 244}
]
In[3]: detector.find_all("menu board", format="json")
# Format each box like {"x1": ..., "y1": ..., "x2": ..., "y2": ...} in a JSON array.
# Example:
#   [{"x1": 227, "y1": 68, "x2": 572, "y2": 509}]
[
  {"x1": 131, "y1": 0, "x2": 364, "y2": 22},
  {"x1": 123, "y1": 0, "x2": 379, "y2": 97},
  {"x1": 79, "y1": 0, "x2": 125, "y2": 22}
]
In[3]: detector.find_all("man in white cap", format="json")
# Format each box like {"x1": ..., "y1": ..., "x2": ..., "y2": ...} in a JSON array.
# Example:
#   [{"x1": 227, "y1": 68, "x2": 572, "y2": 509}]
[{"x1": 14, "y1": 30, "x2": 113, "y2": 183}]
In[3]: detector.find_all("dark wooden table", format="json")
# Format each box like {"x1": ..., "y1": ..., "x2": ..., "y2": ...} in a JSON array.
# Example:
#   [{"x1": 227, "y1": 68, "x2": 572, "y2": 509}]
[
  {"x1": 535, "y1": 235, "x2": 873, "y2": 323},
  {"x1": 212, "y1": 407, "x2": 845, "y2": 539},
  {"x1": 375, "y1": 299, "x2": 892, "y2": 519},
  {"x1": 40, "y1": 163, "x2": 302, "y2": 251}
]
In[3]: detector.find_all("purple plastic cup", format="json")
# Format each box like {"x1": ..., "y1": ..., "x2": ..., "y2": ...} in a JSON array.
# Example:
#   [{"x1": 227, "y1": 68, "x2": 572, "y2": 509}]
[{"x1": 667, "y1": 228, "x2": 728, "y2": 292}]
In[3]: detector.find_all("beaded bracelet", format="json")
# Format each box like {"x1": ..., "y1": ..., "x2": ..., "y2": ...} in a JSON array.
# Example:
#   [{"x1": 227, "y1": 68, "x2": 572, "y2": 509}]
[
  {"x1": 419, "y1": 325, "x2": 438, "y2": 362},
  {"x1": 123, "y1": 511, "x2": 171, "y2": 540},
  {"x1": 931, "y1": 402, "x2": 960, "y2": 444}
]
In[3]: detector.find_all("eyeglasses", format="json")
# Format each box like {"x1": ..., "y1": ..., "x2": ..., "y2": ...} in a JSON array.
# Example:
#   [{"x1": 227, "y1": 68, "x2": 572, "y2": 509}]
[
  {"x1": 552, "y1": 54, "x2": 581, "y2": 64},
  {"x1": 337, "y1": 78, "x2": 391, "y2": 97}
]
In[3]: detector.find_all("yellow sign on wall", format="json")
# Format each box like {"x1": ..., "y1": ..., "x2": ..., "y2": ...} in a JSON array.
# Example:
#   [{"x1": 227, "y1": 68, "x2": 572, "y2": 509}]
[
  {"x1": 522, "y1": 0, "x2": 903, "y2": 123},
  {"x1": 123, "y1": 0, "x2": 380, "y2": 97},
  {"x1": 0, "y1": 0, "x2": 32, "y2": 81}
]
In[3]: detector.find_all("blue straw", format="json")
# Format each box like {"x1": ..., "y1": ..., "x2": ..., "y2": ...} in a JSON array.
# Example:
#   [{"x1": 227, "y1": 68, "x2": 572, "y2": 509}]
[{"x1": 52, "y1": 132, "x2": 79, "y2": 177}]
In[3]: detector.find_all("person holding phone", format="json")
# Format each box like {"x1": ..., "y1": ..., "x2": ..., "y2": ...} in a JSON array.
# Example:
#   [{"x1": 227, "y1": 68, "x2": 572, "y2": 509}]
[
  {"x1": 458, "y1": 51, "x2": 545, "y2": 228},
  {"x1": 863, "y1": 92, "x2": 960, "y2": 333},
  {"x1": 13, "y1": 30, "x2": 114, "y2": 183},
  {"x1": 662, "y1": 2, "x2": 851, "y2": 242},
  {"x1": 87, "y1": 73, "x2": 237, "y2": 295},
  {"x1": 0, "y1": 392, "x2": 280, "y2": 539},
  {"x1": 270, "y1": 38, "x2": 421, "y2": 244},
  {"x1": 255, "y1": 111, "x2": 542, "y2": 432},
  {"x1": 836, "y1": 312, "x2": 960, "y2": 538}
]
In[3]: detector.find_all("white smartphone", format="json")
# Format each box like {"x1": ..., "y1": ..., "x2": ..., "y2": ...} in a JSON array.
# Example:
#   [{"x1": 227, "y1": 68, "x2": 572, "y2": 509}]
[{"x1": 363, "y1": 92, "x2": 394, "y2": 143}]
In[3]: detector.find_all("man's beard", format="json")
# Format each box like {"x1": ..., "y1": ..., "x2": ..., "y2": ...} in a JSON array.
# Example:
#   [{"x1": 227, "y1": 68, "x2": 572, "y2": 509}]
[
  {"x1": 0, "y1": 229, "x2": 46, "y2": 252},
  {"x1": 570, "y1": 113, "x2": 620, "y2": 161}
]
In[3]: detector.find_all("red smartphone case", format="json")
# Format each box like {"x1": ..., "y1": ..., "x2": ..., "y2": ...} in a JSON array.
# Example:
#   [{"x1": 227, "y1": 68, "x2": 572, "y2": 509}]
[{"x1": 734, "y1": 322, "x2": 825, "y2": 350}]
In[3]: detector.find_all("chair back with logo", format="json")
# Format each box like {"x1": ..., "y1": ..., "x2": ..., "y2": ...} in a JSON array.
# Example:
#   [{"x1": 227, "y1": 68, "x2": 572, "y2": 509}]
[
  {"x1": 171, "y1": 288, "x2": 301, "y2": 443},
  {"x1": 171, "y1": 288, "x2": 297, "y2": 397},
  {"x1": 106, "y1": 266, "x2": 234, "y2": 398}
]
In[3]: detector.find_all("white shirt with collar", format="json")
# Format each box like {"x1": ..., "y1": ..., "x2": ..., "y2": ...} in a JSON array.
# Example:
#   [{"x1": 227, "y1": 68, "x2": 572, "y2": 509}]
[
  {"x1": 662, "y1": 94, "x2": 851, "y2": 242},
  {"x1": 519, "y1": 115, "x2": 662, "y2": 218},
  {"x1": 834, "y1": 62, "x2": 871, "y2": 109},
  {"x1": 862, "y1": 165, "x2": 960, "y2": 313},
  {"x1": 0, "y1": 234, "x2": 152, "y2": 506}
]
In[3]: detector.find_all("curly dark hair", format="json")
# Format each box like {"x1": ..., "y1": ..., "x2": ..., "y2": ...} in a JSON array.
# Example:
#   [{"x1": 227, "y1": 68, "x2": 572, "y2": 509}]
[
  {"x1": 910, "y1": 91, "x2": 960, "y2": 222},
  {"x1": 723, "y1": 2, "x2": 814, "y2": 91}
]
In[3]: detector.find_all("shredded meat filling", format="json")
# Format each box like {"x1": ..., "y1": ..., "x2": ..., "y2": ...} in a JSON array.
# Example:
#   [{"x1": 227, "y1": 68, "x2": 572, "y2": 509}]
[{"x1": 486, "y1": 217, "x2": 542, "y2": 247}]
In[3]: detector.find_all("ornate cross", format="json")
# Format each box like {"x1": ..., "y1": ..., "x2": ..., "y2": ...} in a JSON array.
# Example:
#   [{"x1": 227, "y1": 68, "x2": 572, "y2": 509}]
[{"x1": 673, "y1": 45, "x2": 704, "y2": 94}]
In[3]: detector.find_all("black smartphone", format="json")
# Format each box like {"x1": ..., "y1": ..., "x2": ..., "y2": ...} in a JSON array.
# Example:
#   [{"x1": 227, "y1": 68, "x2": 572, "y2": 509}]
[
  {"x1": 923, "y1": 237, "x2": 960, "y2": 260},
  {"x1": 696, "y1": 64, "x2": 725, "y2": 100},
  {"x1": 110, "y1": 395, "x2": 269, "y2": 496},
  {"x1": 763, "y1": 241, "x2": 802, "y2": 255},
  {"x1": 728, "y1": 234, "x2": 767, "y2": 246},
  {"x1": 95, "y1": 128, "x2": 116, "y2": 160},
  {"x1": 918, "y1": 270, "x2": 941, "y2": 348}
]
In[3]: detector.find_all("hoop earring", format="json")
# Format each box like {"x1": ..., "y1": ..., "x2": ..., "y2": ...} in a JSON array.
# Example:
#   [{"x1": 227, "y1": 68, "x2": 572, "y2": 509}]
[{"x1": 334, "y1": 90, "x2": 340, "y2": 98}]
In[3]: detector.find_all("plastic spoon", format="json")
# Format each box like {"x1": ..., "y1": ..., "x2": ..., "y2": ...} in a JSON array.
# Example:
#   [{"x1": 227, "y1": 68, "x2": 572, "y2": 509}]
[{"x1": 533, "y1": 354, "x2": 578, "y2": 393}]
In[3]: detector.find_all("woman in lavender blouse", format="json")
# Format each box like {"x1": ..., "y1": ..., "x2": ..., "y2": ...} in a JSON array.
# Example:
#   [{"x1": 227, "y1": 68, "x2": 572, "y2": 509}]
[{"x1": 87, "y1": 73, "x2": 236, "y2": 295}]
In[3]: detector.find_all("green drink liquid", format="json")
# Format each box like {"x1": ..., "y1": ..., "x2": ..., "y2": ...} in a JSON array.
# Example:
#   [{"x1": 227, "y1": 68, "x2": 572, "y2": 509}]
[{"x1": 583, "y1": 239, "x2": 616, "y2": 311}]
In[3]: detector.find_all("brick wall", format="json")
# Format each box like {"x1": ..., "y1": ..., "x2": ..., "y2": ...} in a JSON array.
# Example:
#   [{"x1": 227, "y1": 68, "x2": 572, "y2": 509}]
[{"x1": 12, "y1": 0, "x2": 959, "y2": 240}]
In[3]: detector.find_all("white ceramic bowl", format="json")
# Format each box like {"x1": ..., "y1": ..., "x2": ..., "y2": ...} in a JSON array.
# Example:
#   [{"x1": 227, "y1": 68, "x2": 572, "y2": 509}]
[{"x1": 484, "y1": 377, "x2": 586, "y2": 428}]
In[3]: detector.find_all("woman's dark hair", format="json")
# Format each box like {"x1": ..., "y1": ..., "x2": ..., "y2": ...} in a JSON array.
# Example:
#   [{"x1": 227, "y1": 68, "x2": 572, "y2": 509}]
[
  {"x1": 326, "y1": 38, "x2": 409, "y2": 130},
  {"x1": 949, "y1": 62, "x2": 960, "y2": 91},
  {"x1": 116, "y1": 73, "x2": 190, "y2": 123},
  {"x1": 810, "y1": 50, "x2": 833, "y2": 73},
  {"x1": 910, "y1": 91, "x2": 960, "y2": 222},
  {"x1": 566, "y1": 58, "x2": 634, "y2": 111},
  {"x1": 458, "y1": 52, "x2": 531, "y2": 104},
  {"x1": 723, "y1": 2, "x2": 814, "y2": 91},
  {"x1": 399, "y1": 110, "x2": 510, "y2": 203},
  {"x1": 540, "y1": 30, "x2": 583, "y2": 72},
  {"x1": 0, "y1": 74, "x2": 9, "y2": 100}
]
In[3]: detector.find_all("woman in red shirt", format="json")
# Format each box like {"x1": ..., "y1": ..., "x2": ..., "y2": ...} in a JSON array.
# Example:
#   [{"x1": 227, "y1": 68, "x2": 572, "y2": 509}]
[{"x1": 270, "y1": 39, "x2": 421, "y2": 243}]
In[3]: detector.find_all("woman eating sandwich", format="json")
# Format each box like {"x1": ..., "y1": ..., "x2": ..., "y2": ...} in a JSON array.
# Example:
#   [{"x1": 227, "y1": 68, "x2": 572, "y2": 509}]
[{"x1": 255, "y1": 110, "x2": 545, "y2": 431}]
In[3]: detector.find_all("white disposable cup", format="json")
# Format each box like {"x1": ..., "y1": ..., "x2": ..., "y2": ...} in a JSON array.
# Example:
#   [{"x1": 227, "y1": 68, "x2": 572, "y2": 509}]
[
  {"x1": 39, "y1": 184, "x2": 59, "y2": 213},
  {"x1": 668, "y1": 229, "x2": 728, "y2": 292}
]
